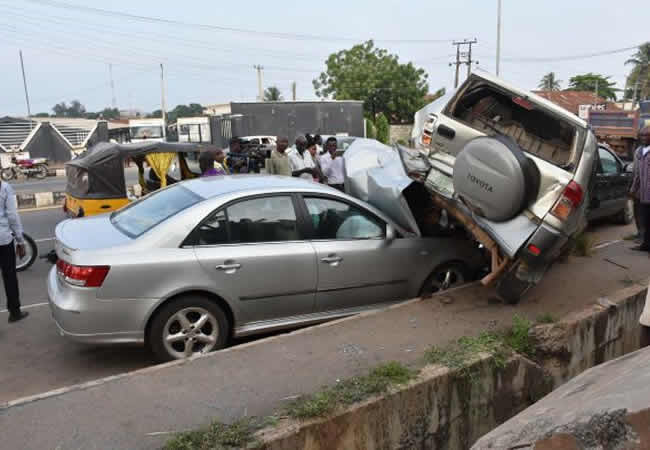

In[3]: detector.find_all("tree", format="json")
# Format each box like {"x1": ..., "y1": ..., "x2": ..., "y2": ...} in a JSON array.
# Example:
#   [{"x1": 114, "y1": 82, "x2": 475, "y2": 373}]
[
  {"x1": 148, "y1": 110, "x2": 162, "y2": 118},
  {"x1": 375, "y1": 113, "x2": 389, "y2": 144},
  {"x1": 51, "y1": 100, "x2": 87, "y2": 117},
  {"x1": 567, "y1": 73, "x2": 618, "y2": 100},
  {"x1": 538, "y1": 72, "x2": 562, "y2": 91},
  {"x1": 33, "y1": 112, "x2": 49, "y2": 117},
  {"x1": 264, "y1": 86, "x2": 283, "y2": 101},
  {"x1": 624, "y1": 42, "x2": 650, "y2": 101},
  {"x1": 52, "y1": 102, "x2": 67, "y2": 117},
  {"x1": 313, "y1": 40, "x2": 429, "y2": 123}
]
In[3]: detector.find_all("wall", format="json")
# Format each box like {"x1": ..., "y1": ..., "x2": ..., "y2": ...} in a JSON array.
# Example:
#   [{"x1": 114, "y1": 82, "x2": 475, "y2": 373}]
[
  {"x1": 254, "y1": 282, "x2": 649, "y2": 450},
  {"x1": 389, "y1": 124, "x2": 413, "y2": 144}
]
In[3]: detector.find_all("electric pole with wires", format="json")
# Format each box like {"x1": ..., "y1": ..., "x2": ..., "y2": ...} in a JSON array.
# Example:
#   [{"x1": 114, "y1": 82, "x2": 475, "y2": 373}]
[{"x1": 450, "y1": 39, "x2": 478, "y2": 88}]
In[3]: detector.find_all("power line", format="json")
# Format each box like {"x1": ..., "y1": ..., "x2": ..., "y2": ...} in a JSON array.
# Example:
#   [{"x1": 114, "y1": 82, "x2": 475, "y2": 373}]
[{"x1": 23, "y1": 0, "x2": 454, "y2": 44}]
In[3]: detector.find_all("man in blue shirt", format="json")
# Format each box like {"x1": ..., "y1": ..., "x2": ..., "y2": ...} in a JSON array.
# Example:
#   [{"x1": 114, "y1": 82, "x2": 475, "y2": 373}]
[{"x1": 0, "y1": 181, "x2": 28, "y2": 323}]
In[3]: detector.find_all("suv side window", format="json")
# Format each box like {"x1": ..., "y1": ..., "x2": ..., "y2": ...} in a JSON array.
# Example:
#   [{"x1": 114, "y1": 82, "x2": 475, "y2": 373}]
[
  {"x1": 598, "y1": 147, "x2": 620, "y2": 175},
  {"x1": 304, "y1": 197, "x2": 385, "y2": 240}
]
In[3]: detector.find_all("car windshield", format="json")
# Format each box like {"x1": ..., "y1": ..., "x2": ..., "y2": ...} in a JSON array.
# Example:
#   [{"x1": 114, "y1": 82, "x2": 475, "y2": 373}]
[{"x1": 111, "y1": 184, "x2": 202, "y2": 237}]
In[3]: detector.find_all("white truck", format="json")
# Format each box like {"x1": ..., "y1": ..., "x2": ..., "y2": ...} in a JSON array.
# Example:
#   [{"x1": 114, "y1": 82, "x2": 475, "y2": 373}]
[{"x1": 129, "y1": 118, "x2": 165, "y2": 143}]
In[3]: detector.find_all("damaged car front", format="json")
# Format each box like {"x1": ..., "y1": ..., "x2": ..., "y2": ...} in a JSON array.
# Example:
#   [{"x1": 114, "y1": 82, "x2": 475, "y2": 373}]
[{"x1": 346, "y1": 71, "x2": 597, "y2": 304}]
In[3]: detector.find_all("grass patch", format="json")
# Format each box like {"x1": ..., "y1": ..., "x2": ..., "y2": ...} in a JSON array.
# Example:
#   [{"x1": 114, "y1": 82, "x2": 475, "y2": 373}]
[
  {"x1": 285, "y1": 362, "x2": 413, "y2": 420},
  {"x1": 164, "y1": 417, "x2": 261, "y2": 450},
  {"x1": 572, "y1": 232, "x2": 593, "y2": 257},
  {"x1": 536, "y1": 313, "x2": 556, "y2": 324},
  {"x1": 503, "y1": 315, "x2": 534, "y2": 357}
]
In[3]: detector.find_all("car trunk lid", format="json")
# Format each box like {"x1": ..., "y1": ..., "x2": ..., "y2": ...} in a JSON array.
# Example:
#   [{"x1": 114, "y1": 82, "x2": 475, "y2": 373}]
[{"x1": 55, "y1": 214, "x2": 131, "y2": 256}]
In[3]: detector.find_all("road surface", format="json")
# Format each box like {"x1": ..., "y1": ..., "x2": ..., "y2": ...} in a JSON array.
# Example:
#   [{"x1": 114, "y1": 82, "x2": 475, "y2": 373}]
[{"x1": 0, "y1": 208, "x2": 646, "y2": 405}]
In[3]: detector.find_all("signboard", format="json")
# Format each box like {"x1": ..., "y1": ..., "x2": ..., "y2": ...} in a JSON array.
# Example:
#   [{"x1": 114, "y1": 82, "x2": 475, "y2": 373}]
[{"x1": 578, "y1": 104, "x2": 607, "y2": 120}]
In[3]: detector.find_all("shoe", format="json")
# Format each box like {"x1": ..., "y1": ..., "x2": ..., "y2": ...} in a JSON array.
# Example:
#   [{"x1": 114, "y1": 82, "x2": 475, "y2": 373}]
[
  {"x1": 8, "y1": 311, "x2": 29, "y2": 323},
  {"x1": 631, "y1": 245, "x2": 650, "y2": 252}
]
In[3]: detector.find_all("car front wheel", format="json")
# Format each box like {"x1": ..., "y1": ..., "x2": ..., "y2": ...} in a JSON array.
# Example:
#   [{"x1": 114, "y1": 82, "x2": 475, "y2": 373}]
[
  {"x1": 148, "y1": 295, "x2": 229, "y2": 362},
  {"x1": 420, "y1": 262, "x2": 468, "y2": 297}
]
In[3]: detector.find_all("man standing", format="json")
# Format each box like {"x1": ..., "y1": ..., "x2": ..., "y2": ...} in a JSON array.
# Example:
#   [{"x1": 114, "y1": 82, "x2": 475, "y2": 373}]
[
  {"x1": 630, "y1": 126, "x2": 650, "y2": 252},
  {"x1": 226, "y1": 137, "x2": 249, "y2": 174},
  {"x1": 268, "y1": 136, "x2": 292, "y2": 176},
  {"x1": 288, "y1": 135, "x2": 317, "y2": 180},
  {"x1": 320, "y1": 137, "x2": 345, "y2": 191},
  {"x1": 0, "y1": 181, "x2": 28, "y2": 323}
]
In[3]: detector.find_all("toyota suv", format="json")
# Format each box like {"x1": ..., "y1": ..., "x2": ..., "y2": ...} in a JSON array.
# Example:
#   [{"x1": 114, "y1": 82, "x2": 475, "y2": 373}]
[{"x1": 347, "y1": 72, "x2": 598, "y2": 303}]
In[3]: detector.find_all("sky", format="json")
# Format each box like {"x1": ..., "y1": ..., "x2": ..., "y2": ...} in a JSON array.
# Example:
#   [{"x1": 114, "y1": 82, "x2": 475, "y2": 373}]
[{"x1": 1, "y1": 0, "x2": 647, "y2": 116}]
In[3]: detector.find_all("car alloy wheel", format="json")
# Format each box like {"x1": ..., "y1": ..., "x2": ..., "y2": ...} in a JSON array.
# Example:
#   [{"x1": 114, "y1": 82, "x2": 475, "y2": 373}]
[
  {"x1": 420, "y1": 262, "x2": 468, "y2": 297},
  {"x1": 162, "y1": 307, "x2": 220, "y2": 359}
]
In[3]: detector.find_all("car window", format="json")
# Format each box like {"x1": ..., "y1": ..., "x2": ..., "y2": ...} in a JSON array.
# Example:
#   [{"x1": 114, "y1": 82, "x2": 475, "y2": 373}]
[
  {"x1": 197, "y1": 210, "x2": 228, "y2": 245},
  {"x1": 111, "y1": 184, "x2": 202, "y2": 238},
  {"x1": 304, "y1": 197, "x2": 384, "y2": 240},
  {"x1": 598, "y1": 147, "x2": 620, "y2": 175},
  {"x1": 227, "y1": 196, "x2": 300, "y2": 243}
]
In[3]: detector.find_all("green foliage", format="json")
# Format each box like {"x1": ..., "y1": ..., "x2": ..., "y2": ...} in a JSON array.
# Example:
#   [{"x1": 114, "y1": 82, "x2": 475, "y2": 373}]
[
  {"x1": 263, "y1": 86, "x2": 283, "y2": 101},
  {"x1": 425, "y1": 331, "x2": 509, "y2": 375},
  {"x1": 365, "y1": 118, "x2": 376, "y2": 139},
  {"x1": 313, "y1": 40, "x2": 429, "y2": 122},
  {"x1": 33, "y1": 112, "x2": 50, "y2": 117},
  {"x1": 537, "y1": 313, "x2": 556, "y2": 324},
  {"x1": 285, "y1": 362, "x2": 413, "y2": 420},
  {"x1": 164, "y1": 417, "x2": 259, "y2": 450},
  {"x1": 147, "y1": 104, "x2": 204, "y2": 122},
  {"x1": 504, "y1": 315, "x2": 534, "y2": 357},
  {"x1": 624, "y1": 42, "x2": 650, "y2": 101},
  {"x1": 52, "y1": 100, "x2": 86, "y2": 117},
  {"x1": 567, "y1": 73, "x2": 618, "y2": 100},
  {"x1": 375, "y1": 113, "x2": 389, "y2": 144},
  {"x1": 538, "y1": 72, "x2": 562, "y2": 91}
]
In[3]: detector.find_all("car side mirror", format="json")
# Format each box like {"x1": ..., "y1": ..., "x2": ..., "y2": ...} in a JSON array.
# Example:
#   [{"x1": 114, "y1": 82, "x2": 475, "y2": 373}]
[{"x1": 386, "y1": 224, "x2": 396, "y2": 244}]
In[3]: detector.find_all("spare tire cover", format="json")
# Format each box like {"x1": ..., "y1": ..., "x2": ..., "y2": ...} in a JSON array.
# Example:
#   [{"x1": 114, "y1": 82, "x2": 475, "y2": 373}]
[{"x1": 453, "y1": 136, "x2": 540, "y2": 222}]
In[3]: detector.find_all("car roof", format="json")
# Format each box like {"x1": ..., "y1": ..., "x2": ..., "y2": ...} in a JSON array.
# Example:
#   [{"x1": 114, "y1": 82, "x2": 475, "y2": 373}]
[{"x1": 182, "y1": 174, "x2": 341, "y2": 199}]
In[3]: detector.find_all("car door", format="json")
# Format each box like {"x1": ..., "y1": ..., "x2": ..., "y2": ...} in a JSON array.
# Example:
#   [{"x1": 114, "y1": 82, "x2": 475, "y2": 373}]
[
  {"x1": 301, "y1": 195, "x2": 415, "y2": 313},
  {"x1": 591, "y1": 146, "x2": 628, "y2": 219},
  {"x1": 192, "y1": 195, "x2": 317, "y2": 325}
]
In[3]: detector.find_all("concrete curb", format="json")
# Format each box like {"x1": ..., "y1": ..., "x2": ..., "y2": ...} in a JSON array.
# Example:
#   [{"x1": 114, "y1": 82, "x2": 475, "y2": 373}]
[
  {"x1": 251, "y1": 281, "x2": 650, "y2": 450},
  {"x1": 16, "y1": 191, "x2": 65, "y2": 210}
]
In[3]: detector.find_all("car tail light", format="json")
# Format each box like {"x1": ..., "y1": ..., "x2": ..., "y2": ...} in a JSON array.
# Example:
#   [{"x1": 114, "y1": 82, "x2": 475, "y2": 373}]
[
  {"x1": 527, "y1": 244, "x2": 541, "y2": 256},
  {"x1": 551, "y1": 181, "x2": 584, "y2": 221},
  {"x1": 57, "y1": 260, "x2": 110, "y2": 287}
]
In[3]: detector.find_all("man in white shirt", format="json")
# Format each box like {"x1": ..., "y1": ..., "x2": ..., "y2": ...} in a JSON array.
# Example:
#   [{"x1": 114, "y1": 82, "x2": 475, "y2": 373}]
[
  {"x1": 288, "y1": 135, "x2": 318, "y2": 180},
  {"x1": 320, "y1": 136, "x2": 345, "y2": 191},
  {"x1": 0, "y1": 181, "x2": 28, "y2": 323}
]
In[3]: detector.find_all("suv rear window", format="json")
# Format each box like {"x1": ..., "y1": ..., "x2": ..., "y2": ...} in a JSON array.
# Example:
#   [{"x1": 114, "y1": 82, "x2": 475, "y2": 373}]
[{"x1": 450, "y1": 84, "x2": 578, "y2": 168}]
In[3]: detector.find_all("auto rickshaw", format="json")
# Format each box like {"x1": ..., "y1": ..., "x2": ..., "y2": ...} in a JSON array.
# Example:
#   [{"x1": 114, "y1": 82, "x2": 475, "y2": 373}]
[{"x1": 64, "y1": 141, "x2": 214, "y2": 218}]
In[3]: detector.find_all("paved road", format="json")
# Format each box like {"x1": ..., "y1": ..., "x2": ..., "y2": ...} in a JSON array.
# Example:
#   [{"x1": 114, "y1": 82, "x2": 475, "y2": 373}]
[
  {"x1": 10, "y1": 167, "x2": 141, "y2": 195},
  {"x1": 0, "y1": 207, "x2": 646, "y2": 405}
]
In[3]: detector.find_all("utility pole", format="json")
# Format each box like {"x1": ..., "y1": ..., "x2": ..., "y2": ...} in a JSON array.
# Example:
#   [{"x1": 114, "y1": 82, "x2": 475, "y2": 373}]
[
  {"x1": 109, "y1": 63, "x2": 117, "y2": 108},
  {"x1": 594, "y1": 79, "x2": 599, "y2": 106},
  {"x1": 160, "y1": 63, "x2": 167, "y2": 140},
  {"x1": 291, "y1": 81, "x2": 297, "y2": 101},
  {"x1": 254, "y1": 65, "x2": 264, "y2": 101},
  {"x1": 450, "y1": 39, "x2": 478, "y2": 88},
  {"x1": 496, "y1": 0, "x2": 502, "y2": 76},
  {"x1": 19, "y1": 50, "x2": 32, "y2": 130}
]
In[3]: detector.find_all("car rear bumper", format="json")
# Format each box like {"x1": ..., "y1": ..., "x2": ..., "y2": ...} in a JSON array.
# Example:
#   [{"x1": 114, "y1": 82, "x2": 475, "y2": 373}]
[
  {"x1": 47, "y1": 267, "x2": 155, "y2": 345},
  {"x1": 516, "y1": 222, "x2": 569, "y2": 281}
]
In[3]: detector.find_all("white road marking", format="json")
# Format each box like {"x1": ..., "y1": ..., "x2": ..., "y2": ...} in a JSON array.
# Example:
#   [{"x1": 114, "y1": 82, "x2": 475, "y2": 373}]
[
  {"x1": 0, "y1": 301, "x2": 48, "y2": 314},
  {"x1": 34, "y1": 237, "x2": 55, "y2": 243}
]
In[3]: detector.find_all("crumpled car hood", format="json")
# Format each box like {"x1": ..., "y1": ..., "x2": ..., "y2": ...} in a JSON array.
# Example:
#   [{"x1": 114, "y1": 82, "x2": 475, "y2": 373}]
[{"x1": 344, "y1": 139, "x2": 422, "y2": 236}]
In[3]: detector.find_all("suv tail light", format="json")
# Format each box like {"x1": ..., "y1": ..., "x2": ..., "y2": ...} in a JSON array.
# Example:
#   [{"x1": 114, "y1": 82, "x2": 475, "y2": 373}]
[
  {"x1": 551, "y1": 181, "x2": 584, "y2": 221},
  {"x1": 56, "y1": 260, "x2": 110, "y2": 287},
  {"x1": 421, "y1": 113, "x2": 438, "y2": 146}
]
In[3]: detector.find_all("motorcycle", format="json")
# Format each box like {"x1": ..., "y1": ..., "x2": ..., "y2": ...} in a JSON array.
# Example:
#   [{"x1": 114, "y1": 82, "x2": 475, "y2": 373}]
[
  {"x1": 1, "y1": 157, "x2": 49, "y2": 181},
  {"x1": 16, "y1": 233, "x2": 38, "y2": 272}
]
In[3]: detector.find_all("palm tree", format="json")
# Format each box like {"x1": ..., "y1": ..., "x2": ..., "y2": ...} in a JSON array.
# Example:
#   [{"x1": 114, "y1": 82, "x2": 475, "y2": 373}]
[
  {"x1": 538, "y1": 72, "x2": 562, "y2": 91},
  {"x1": 263, "y1": 86, "x2": 283, "y2": 102},
  {"x1": 624, "y1": 42, "x2": 650, "y2": 101}
]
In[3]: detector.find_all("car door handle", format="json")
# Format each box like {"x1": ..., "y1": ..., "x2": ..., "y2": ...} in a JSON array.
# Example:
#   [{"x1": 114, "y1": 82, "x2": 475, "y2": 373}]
[
  {"x1": 216, "y1": 263, "x2": 241, "y2": 271},
  {"x1": 321, "y1": 255, "x2": 343, "y2": 264}
]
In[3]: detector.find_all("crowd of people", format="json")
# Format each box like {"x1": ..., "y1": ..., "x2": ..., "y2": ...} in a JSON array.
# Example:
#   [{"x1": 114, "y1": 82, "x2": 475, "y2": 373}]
[{"x1": 198, "y1": 134, "x2": 346, "y2": 191}]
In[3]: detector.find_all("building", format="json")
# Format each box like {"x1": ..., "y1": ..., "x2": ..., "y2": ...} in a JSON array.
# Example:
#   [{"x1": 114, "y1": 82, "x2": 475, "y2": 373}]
[
  {"x1": 0, "y1": 117, "x2": 110, "y2": 164},
  {"x1": 532, "y1": 90, "x2": 620, "y2": 118},
  {"x1": 203, "y1": 103, "x2": 231, "y2": 116}
]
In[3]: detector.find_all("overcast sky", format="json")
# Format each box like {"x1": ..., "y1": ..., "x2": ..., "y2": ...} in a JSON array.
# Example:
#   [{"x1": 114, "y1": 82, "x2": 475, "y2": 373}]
[{"x1": 1, "y1": 0, "x2": 647, "y2": 116}]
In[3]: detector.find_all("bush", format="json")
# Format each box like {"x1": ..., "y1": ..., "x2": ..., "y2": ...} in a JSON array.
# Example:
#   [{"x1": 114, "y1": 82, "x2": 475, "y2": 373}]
[
  {"x1": 375, "y1": 113, "x2": 389, "y2": 144},
  {"x1": 365, "y1": 119, "x2": 376, "y2": 139}
]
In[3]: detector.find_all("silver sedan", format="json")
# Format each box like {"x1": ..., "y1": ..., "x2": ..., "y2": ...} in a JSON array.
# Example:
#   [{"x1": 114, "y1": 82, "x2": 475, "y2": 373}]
[{"x1": 48, "y1": 176, "x2": 483, "y2": 361}]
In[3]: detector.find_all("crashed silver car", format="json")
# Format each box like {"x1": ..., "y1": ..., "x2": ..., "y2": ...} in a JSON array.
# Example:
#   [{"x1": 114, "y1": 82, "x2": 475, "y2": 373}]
[{"x1": 346, "y1": 71, "x2": 597, "y2": 303}]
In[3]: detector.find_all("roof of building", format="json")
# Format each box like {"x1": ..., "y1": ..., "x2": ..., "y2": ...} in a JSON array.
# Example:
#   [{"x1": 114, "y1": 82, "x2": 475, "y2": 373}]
[{"x1": 532, "y1": 90, "x2": 620, "y2": 115}]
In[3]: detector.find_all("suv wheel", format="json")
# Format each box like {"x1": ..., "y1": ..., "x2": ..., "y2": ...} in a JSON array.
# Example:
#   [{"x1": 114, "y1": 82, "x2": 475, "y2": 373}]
[
  {"x1": 615, "y1": 199, "x2": 634, "y2": 225},
  {"x1": 496, "y1": 269, "x2": 533, "y2": 305},
  {"x1": 149, "y1": 295, "x2": 229, "y2": 362}
]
